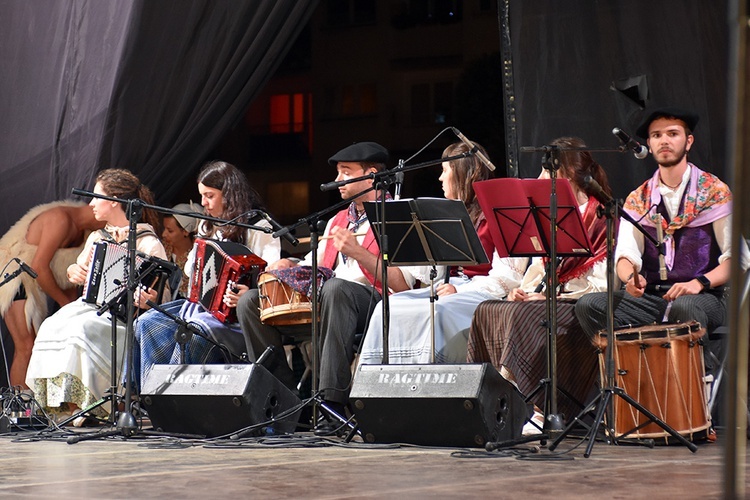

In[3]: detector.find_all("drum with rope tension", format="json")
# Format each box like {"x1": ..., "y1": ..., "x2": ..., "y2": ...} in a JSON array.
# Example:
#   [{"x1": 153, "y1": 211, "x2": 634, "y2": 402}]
[
  {"x1": 595, "y1": 321, "x2": 711, "y2": 442},
  {"x1": 258, "y1": 272, "x2": 312, "y2": 326}
]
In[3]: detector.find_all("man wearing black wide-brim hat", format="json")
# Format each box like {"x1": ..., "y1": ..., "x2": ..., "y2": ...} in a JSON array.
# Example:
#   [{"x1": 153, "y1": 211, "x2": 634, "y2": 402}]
[
  {"x1": 576, "y1": 106, "x2": 743, "y2": 346},
  {"x1": 236, "y1": 141, "x2": 429, "y2": 435}
]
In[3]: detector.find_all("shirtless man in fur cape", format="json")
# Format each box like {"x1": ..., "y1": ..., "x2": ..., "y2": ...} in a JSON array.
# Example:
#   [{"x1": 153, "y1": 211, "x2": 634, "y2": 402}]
[{"x1": 0, "y1": 201, "x2": 104, "y2": 389}]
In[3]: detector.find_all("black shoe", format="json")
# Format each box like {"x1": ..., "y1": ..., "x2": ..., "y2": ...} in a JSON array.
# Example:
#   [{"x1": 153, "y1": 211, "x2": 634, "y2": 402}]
[{"x1": 314, "y1": 419, "x2": 346, "y2": 437}]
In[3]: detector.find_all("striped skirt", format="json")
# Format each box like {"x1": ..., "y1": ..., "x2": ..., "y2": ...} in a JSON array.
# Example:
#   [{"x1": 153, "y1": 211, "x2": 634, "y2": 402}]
[{"x1": 467, "y1": 299, "x2": 598, "y2": 422}]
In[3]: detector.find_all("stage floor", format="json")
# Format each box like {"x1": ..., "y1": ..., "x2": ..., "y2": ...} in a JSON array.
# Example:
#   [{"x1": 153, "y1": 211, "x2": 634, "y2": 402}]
[{"x1": 0, "y1": 425, "x2": 746, "y2": 499}]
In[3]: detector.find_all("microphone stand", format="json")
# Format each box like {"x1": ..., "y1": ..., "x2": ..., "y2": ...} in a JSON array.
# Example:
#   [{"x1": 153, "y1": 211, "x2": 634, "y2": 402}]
[
  {"x1": 267, "y1": 191, "x2": 373, "y2": 439},
  {"x1": 71, "y1": 189, "x2": 271, "y2": 235},
  {"x1": 59, "y1": 255, "x2": 164, "y2": 429}
]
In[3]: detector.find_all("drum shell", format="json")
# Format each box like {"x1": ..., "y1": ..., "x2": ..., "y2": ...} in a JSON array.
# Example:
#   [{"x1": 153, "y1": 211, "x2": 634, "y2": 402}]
[
  {"x1": 596, "y1": 322, "x2": 711, "y2": 441},
  {"x1": 258, "y1": 272, "x2": 312, "y2": 326}
]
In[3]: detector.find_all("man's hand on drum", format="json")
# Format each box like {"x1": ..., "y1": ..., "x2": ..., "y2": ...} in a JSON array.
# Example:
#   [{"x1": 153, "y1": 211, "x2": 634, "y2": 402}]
[
  {"x1": 223, "y1": 283, "x2": 249, "y2": 309},
  {"x1": 135, "y1": 285, "x2": 159, "y2": 309},
  {"x1": 269, "y1": 258, "x2": 298, "y2": 271},
  {"x1": 662, "y1": 279, "x2": 702, "y2": 301}
]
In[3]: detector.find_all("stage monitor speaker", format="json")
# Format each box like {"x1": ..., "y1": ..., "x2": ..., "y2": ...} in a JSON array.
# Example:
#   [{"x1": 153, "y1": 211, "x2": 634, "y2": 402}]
[
  {"x1": 141, "y1": 364, "x2": 301, "y2": 438},
  {"x1": 350, "y1": 363, "x2": 530, "y2": 448}
]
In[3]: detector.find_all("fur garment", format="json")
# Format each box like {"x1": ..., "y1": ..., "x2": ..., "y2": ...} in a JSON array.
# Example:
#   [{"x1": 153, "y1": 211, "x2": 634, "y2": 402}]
[{"x1": 0, "y1": 200, "x2": 87, "y2": 331}]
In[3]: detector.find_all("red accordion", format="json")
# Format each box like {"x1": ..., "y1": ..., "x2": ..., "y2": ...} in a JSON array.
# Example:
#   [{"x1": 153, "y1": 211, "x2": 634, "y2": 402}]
[{"x1": 188, "y1": 239, "x2": 266, "y2": 323}]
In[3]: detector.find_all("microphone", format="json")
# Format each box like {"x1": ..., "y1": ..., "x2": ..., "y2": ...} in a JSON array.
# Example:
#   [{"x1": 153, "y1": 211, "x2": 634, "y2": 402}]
[
  {"x1": 393, "y1": 170, "x2": 404, "y2": 201},
  {"x1": 583, "y1": 175, "x2": 613, "y2": 205},
  {"x1": 656, "y1": 214, "x2": 668, "y2": 281},
  {"x1": 612, "y1": 127, "x2": 648, "y2": 159},
  {"x1": 258, "y1": 212, "x2": 298, "y2": 247},
  {"x1": 451, "y1": 127, "x2": 496, "y2": 171},
  {"x1": 15, "y1": 258, "x2": 38, "y2": 279},
  {"x1": 320, "y1": 180, "x2": 342, "y2": 192}
]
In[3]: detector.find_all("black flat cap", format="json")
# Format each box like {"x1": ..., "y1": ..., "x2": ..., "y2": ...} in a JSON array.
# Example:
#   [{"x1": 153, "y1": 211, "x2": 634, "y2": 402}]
[
  {"x1": 328, "y1": 141, "x2": 389, "y2": 167},
  {"x1": 636, "y1": 107, "x2": 700, "y2": 139}
]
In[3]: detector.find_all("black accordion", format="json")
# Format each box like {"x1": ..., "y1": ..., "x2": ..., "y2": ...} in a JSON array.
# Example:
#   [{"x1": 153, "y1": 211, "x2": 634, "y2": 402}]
[
  {"x1": 83, "y1": 240, "x2": 178, "y2": 310},
  {"x1": 188, "y1": 239, "x2": 266, "y2": 323}
]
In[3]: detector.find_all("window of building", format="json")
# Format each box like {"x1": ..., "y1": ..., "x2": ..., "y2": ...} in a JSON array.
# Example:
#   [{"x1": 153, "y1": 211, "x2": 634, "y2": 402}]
[
  {"x1": 392, "y1": 0, "x2": 462, "y2": 28},
  {"x1": 270, "y1": 93, "x2": 312, "y2": 133},
  {"x1": 411, "y1": 83, "x2": 432, "y2": 125},
  {"x1": 320, "y1": 84, "x2": 378, "y2": 119},
  {"x1": 269, "y1": 92, "x2": 313, "y2": 153},
  {"x1": 326, "y1": 0, "x2": 377, "y2": 27},
  {"x1": 411, "y1": 81, "x2": 453, "y2": 125},
  {"x1": 266, "y1": 181, "x2": 310, "y2": 220}
]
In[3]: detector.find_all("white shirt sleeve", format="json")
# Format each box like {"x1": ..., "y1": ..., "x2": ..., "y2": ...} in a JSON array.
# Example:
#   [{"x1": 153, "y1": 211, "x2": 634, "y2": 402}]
[
  {"x1": 455, "y1": 253, "x2": 528, "y2": 298},
  {"x1": 245, "y1": 221, "x2": 281, "y2": 266}
]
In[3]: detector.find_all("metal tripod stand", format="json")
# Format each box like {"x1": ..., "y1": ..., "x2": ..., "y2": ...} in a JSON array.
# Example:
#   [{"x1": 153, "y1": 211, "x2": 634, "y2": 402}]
[{"x1": 549, "y1": 182, "x2": 698, "y2": 456}]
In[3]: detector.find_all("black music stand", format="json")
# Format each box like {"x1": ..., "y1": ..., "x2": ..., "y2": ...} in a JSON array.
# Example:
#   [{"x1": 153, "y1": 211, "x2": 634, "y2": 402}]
[
  {"x1": 474, "y1": 177, "x2": 592, "y2": 431},
  {"x1": 364, "y1": 198, "x2": 488, "y2": 363}
]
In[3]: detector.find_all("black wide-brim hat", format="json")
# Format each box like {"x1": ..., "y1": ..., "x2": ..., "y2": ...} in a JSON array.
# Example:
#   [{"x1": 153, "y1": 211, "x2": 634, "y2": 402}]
[
  {"x1": 635, "y1": 107, "x2": 700, "y2": 139},
  {"x1": 328, "y1": 141, "x2": 389, "y2": 167}
]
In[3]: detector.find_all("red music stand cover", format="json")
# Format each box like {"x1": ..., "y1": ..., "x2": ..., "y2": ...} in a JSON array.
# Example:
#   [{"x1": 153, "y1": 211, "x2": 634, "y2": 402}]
[{"x1": 473, "y1": 178, "x2": 592, "y2": 258}]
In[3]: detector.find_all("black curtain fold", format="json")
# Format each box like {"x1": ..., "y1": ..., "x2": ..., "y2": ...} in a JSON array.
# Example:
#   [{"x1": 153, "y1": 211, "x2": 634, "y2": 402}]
[
  {"x1": 0, "y1": 0, "x2": 317, "y2": 234},
  {"x1": 101, "y1": 0, "x2": 318, "y2": 204},
  {"x1": 508, "y1": 0, "x2": 729, "y2": 198}
]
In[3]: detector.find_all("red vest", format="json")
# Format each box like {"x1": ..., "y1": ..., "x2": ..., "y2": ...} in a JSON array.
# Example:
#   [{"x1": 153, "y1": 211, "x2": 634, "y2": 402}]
[{"x1": 321, "y1": 210, "x2": 384, "y2": 294}]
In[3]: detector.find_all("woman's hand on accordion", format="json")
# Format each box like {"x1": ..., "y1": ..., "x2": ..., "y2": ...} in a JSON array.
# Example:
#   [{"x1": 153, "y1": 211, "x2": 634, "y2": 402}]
[
  {"x1": 67, "y1": 263, "x2": 89, "y2": 286},
  {"x1": 223, "y1": 283, "x2": 249, "y2": 309},
  {"x1": 135, "y1": 286, "x2": 159, "y2": 309}
]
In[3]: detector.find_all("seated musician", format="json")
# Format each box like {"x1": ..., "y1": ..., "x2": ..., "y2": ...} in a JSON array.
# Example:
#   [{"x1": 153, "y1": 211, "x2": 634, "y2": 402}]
[
  {"x1": 161, "y1": 203, "x2": 199, "y2": 299},
  {"x1": 25, "y1": 169, "x2": 167, "y2": 423},
  {"x1": 134, "y1": 161, "x2": 279, "y2": 389},
  {"x1": 467, "y1": 137, "x2": 610, "y2": 428},
  {"x1": 236, "y1": 142, "x2": 432, "y2": 433},
  {"x1": 357, "y1": 141, "x2": 526, "y2": 366},
  {"x1": 575, "y1": 108, "x2": 744, "y2": 355}
]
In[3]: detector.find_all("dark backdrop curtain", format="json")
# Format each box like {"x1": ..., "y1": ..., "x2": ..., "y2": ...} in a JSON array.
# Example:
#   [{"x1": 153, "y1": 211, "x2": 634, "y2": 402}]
[
  {"x1": 0, "y1": 0, "x2": 317, "y2": 234},
  {"x1": 507, "y1": 0, "x2": 729, "y2": 198}
]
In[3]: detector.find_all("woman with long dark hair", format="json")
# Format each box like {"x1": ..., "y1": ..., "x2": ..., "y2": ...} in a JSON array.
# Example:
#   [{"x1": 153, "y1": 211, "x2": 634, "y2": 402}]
[
  {"x1": 467, "y1": 137, "x2": 612, "y2": 432},
  {"x1": 134, "y1": 161, "x2": 279, "y2": 389}
]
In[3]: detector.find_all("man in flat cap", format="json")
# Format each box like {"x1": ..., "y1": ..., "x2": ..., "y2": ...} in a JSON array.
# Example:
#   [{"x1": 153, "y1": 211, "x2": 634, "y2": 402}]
[
  {"x1": 576, "y1": 107, "x2": 744, "y2": 347},
  {"x1": 237, "y1": 141, "x2": 428, "y2": 434}
]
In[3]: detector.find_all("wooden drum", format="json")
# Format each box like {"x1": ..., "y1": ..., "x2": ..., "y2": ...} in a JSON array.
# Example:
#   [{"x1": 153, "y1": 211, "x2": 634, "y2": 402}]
[
  {"x1": 258, "y1": 272, "x2": 312, "y2": 326},
  {"x1": 595, "y1": 321, "x2": 710, "y2": 441}
]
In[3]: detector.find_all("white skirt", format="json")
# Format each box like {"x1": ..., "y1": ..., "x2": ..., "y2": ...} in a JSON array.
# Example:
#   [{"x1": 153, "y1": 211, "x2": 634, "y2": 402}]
[
  {"x1": 358, "y1": 287, "x2": 493, "y2": 365},
  {"x1": 25, "y1": 299, "x2": 127, "y2": 412}
]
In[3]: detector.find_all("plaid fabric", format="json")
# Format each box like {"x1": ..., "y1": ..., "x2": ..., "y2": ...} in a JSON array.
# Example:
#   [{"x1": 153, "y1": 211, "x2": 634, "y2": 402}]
[
  {"x1": 467, "y1": 299, "x2": 598, "y2": 421},
  {"x1": 134, "y1": 299, "x2": 246, "y2": 389},
  {"x1": 133, "y1": 299, "x2": 186, "y2": 389},
  {"x1": 267, "y1": 265, "x2": 333, "y2": 297}
]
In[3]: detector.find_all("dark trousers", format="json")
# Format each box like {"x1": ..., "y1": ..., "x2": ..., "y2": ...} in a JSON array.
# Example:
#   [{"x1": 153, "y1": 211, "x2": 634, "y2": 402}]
[
  {"x1": 575, "y1": 290, "x2": 726, "y2": 340},
  {"x1": 236, "y1": 277, "x2": 380, "y2": 404}
]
